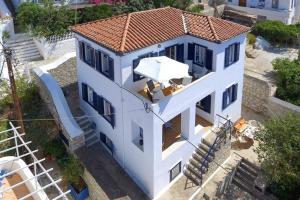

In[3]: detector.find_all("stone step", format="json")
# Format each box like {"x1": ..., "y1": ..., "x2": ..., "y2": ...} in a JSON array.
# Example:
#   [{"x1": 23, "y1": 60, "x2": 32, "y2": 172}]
[
  {"x1": 195, "y1": 148, "x2": 214, "y2": 161},
  {"x1": 14, "y1": 50, "x2": 40, "y2": 58},
  {"x1": 236, "y1": 165, "x2": 257, "y2": 182},
  {"x1": 186, "y1": 164, "x2": 203, "y2": 180},
  {"x1": 6, "y1": 39, "x2": 35, "y2": 48},
  {"x1": 192, "y1": 153, "x2": 209, "y2": 168},
  {"x1": 84, "y1": 128, "x2": 95, "y2": 138},
  {"x1": 78, "y1": 118, "x2": 91, "y2": 128},
  {"x1": 183, "y1": 168, "x2": 200, "y2": 185},
  {"x1": 18, "y1": 54, "x2": 42, "y2": 63},
  {"x1": 9, "y1": 43, "x2": 37, "y2": 51},
  {"x1": 235, "y1": 170, "x2": 256, "y2": 188},
  {"x1": 198, "y1": 143, "x2": 215, "y2": 157},
  {"x1": 75, "y1": 116, "x2": 88, "y2": 124},
  {"x1": 239, "y1": 161, "x2": 259, "y2": 177},
  {"x1": 85, "y1": 130, "x2": 97, "y2": 141},
  {"x1": 12, "y1": 45, "x2": 39, "y2": 54},
  {"x1": 189, "y1": 159, "x2": 208, "y2": 173},
  {"x1": 86, "y1": 135, "x2": 99, "y2": 147},
  {"x1": 241, "y1": 158, "x2": 260, "y2": 172}
]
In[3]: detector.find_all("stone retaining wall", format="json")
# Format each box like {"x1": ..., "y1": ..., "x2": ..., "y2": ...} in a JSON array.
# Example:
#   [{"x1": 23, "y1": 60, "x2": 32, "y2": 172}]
[
  {"x1": 33, "y1": 72, "x2": 85, "y2": 151},
  {"x1": 243, "y1": 71, "x2": 300, "y2": 117}
]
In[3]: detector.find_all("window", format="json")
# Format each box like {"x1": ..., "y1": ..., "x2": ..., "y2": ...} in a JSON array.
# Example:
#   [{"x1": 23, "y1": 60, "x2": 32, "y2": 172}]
[
  {"x1": 222, "y1": 84, "x2": 238, "y2": 110},
  {"x1": 132, "y1": 121, "x2": 144, "y2": 151},
  {"x1": 84, "y1": 45, "x2": 94, "y2": 66},
  {"x1": 82, "y1": 83, "x2": 115, "y2": 128},
  {"x1": 87, "y1": 86, "x2": 94, "y2": 105},
  {"x1": 95, "y1": 51, "x2": 114, "y2": 81},
  {"x1": 225, "y1": 43, "x2": 240, "y2": 67},
  {"x1": 102, "y1": 54, "x2": 110, "y2": 75},
  {"x1": 133, "y1": 52, "x2": 156, "y2": 82},
  {"x1": 101, "y1": 98, "x2": 115, "y2": 128},
  {"x1": 170, "y1": 162, "x2": 181, "y2": 182},
  {"x1": 194, "y1": 44, "x2": 206, "y2": 66},
  {"x1": 272, "y1": 0, "x2": 279, "y2": 8},
  {"x1": 165, "y1": 45, "x2": 177, "y2": 60},
  {"x1": 188, "y1": 43, "x2": 213, "y2": 70},
  {"x1": 100, "y1": 132, "x2": 113, "y2": 153},
  {"x1": 197, "y1": 95, "x2": 211, "y2": 113}
]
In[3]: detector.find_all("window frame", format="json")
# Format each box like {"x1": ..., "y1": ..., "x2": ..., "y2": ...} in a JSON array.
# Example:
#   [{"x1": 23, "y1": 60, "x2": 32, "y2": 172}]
[
  {"x1": 87, "y1": 86, "x2": 94, "y2": 105},
  {"x1": 84, "y1": 45, "x2": 94, "y2": 66},
  {"x1": 133, "y1": 52, "x2": 154, "y2": 82},
  {"x1": 103, "y1": 98, "x2": 113, "y2": 124},
  {"x1": 170, "y1": 161, "x2": 181, "y2": 182},
  {"x1": 194, "y1": 44, "x2": 207, "y2": 67},
  {"x1": 165, "y1": 45, "x2": 177, "y2": 60},
  {"x1": 222, "y1": 83, "x2": 238, "y2": 110}
]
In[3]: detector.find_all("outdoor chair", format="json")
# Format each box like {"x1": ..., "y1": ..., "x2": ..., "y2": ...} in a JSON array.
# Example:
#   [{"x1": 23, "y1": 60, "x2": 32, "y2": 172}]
[
  {"x1": 152, "y1": 88, "x2": 165, "y2": 102},
  {"x1": 193, "y1": 66, "x2": 208, "y2": 79},
  {"x1": 182, "y1": 76, "x2": 193, "y2": 86},
  {"x1": 147, "y1": 80, "x2": 156, "y2": 92},
  {"x1": 146, "y1": 88, "x2": 153, "y2": 102}
]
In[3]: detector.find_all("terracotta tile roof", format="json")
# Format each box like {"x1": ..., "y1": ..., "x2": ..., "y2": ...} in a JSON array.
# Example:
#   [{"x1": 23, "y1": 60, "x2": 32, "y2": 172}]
[{"x1": 72, "y1": 7, "x2": 250, "y2": 54}]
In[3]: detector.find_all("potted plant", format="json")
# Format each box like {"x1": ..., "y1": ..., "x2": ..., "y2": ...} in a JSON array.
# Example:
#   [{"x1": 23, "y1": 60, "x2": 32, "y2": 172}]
[{"x1": 63, "y1": 155, "x2": 89, "y2": 200}]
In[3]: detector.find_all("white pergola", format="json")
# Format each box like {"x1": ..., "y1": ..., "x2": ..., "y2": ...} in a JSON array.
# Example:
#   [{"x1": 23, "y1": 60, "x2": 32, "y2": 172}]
[{"x1": 0, "y1": 122, "x2": 70, "y2": 200}]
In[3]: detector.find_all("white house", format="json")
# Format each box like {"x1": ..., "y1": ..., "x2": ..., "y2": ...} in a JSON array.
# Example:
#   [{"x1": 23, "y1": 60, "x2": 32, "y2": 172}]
[
  {"x1": 226, "y1": 0, "x2": 298, "y2": 24},
  {"x1": 72, "y1": 7, "x2": 249, "y2": 199}
]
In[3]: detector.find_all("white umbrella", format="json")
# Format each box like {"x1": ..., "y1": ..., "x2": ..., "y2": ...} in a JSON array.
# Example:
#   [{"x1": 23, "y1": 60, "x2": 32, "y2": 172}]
[{"x1": 134, "y1": 56, "x2": 189, "y2": 83}]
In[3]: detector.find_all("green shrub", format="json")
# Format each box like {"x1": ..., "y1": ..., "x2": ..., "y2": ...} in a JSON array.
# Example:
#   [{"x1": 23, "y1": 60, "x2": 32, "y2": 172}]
[
  {"x1": 247, "y1": 33, "x2": 256, "y2": 45},
  {"x1": 62, "y1": 155, "x2": 83, "y2": 185},
  {"x1": 79, "y1": 4, "x2": 113, "y2": 23},
  {"x1": 272, "y1": 57, "x2": 300, "y2": 106},
  {"x1": 252, "y1": 20, "x2": 300, "y2": 45},
  {"x1": 186, "y1": 4, "x2": 204, "y2": 14},
  {"x1": 43, "y1": 138, "x2": 66, "y2": 159}
]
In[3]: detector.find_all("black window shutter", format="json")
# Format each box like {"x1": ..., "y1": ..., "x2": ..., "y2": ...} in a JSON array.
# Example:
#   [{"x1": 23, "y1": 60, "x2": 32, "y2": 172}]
[
  {"x1": 159, "y1": 50, "x2": 165, "y2": 56},
  {"x1": 234, "y1": 43, "x2": 240, "y2": 62},
  {"x1": 97, "y1": 95, "x2": 104, "y2": 115},
  {"x1": 79, "y1": 41, "x2": 84, "y2": 60},
  {"x1": 82, "y1": 83, "x2": 88, "y2": 102},
  {"x1": 205, "y1": 49, "x2": 213, "y2": 70},
  {"x1": 95, "y1": 51, "x2": 101, "y2": 72},
  {"x1": 232, "y1": 84, "x2": 238, "y2": 102},
  {"x1": 204, "y1": 95, "x2": 211, "y2": 113},
  {"x1": 110, "y1": 104, "x2": 115, "y2": 128},
  {"x1": 93, "y1": 91, "x2": 98, "y2": 108},
  {"x1": 133, "y1": 58, "x2": 141, "y2": 82},
  {"x1": 222, "y1": 91, "x2": 227, "y2": 110},
  {"x1": 109, "y1": 57, "x2": 114, "y2": 81},
  {"x1": 91, "y1": 48, "x2": 95, "y2": 68},
  {"x1": 188, "y1": 43, "x2": 194, "y2": 60},
  {"x1": 176, "y1": 44, "x2": 184, "y2": 62},
  {"x1": 100, "y1": 132, "x2": 106, "y2": 143},
  {"x1": 224, "y1": 47, "x2": 230, "y2": 67}
]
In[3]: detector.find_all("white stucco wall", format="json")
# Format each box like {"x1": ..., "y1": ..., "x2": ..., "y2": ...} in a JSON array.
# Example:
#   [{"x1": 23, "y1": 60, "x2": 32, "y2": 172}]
[
  {"x1": 75, "y1": 32, "x2": 246, "y2": 199},
  {"x1": 33, "y1": 37, "x2": 76, "y2": 59},
  {"x1": 227, "y1": 0, "x2": 296, "y2": 24},
  {"x1": 0, "y1": 156, "x2": 48, "y2": 200},
  {"x1": 0, "y1": 0, "x2": 15, "y2": 37}
]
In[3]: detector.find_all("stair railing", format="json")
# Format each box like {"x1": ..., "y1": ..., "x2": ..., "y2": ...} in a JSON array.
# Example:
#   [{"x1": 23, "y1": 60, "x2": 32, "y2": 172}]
[{"x1": 198, "y1": 117, "x2": 233, "y2": 183}]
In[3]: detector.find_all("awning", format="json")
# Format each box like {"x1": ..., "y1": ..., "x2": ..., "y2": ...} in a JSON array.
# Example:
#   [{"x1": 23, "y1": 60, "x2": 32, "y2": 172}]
[{"x1": 134, "y1": 56, "x2": 189, "y2": 82}]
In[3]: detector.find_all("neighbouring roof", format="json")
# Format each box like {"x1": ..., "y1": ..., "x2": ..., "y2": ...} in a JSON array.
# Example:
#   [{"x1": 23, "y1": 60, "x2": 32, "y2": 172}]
[{"x1": 72, "y1": 7, "x2": 250, "y2": 54}]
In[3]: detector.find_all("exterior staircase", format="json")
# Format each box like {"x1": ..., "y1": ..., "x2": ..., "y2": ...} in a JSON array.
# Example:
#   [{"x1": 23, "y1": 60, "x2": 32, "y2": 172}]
[
  {"x1": 75, "y1": 116, "x2": 100, "y2": 148},
  {"x1": 5, "y1": 35, "x2": 42, "y2": 63},
  {"x1": 184, "y1": 120, "x2": 232, "y2": 185},
  {"x1": 231, "y1": 158, "x2": 275, "y2": 200}
]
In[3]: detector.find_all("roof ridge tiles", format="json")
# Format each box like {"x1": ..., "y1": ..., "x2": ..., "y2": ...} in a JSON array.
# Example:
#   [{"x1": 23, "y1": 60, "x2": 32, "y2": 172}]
[
  {"x1": 120, "y1": 13, "x2": 132, "y2": 52},
  {"x1": 207, "y1": 16, "x2": 220, "y2": 42}
]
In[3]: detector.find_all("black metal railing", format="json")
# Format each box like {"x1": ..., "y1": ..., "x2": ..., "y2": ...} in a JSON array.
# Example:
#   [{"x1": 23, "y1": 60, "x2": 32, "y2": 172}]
[{"x1": 198, "y1": 115, "x2": 233, "y2": 183}]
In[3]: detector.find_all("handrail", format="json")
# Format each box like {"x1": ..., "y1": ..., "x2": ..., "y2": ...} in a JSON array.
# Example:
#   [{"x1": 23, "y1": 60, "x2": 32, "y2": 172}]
[{"x1": 198, "y1": 119, "x2": 233, "y2": 182}]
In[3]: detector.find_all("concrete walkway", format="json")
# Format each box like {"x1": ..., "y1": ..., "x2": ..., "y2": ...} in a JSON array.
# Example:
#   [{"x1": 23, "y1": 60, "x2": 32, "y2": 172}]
[{"x1": 75, "y1": 143, "x2": 149, "y2": 200}]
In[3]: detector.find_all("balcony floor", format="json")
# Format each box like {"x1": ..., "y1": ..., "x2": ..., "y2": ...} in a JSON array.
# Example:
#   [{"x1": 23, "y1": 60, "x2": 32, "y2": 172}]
[
  {"x1": 2, "y1": 173, "x2": 34, "y2": 200},
  {"x1": 195, "y1": 115, "x2": 213, "y2": 132},
  {"x1": 162, "y1": 115, "x2": 212, "y2": 151},
  {"x1": 163, "y1": 115, "x2": 181, "y2": 151}
]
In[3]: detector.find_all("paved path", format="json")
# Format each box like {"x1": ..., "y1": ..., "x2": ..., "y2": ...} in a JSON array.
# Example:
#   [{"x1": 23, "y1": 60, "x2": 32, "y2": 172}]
[{"x1": 75, "y1": 143, "x2": 149, "y2": 200}]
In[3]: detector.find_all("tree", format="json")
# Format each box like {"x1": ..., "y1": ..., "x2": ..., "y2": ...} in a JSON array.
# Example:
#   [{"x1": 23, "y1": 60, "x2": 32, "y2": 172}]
[
  {"x1": 255, "y1": 113, "x2": 300, "y2": 200},
  {"x1": 272, "y1": 57, "x2": 300, "y2": 106},
  {"x1": 113, "y1": 0, "x2": 154, "y2": 15},
  {"x1": 17, "y1": 2, "x2": 75, "y2": 39},
  {"x1": 79, "y1": 4, "x2": 113, "y2": 23}
]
